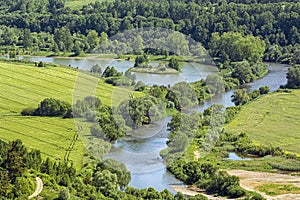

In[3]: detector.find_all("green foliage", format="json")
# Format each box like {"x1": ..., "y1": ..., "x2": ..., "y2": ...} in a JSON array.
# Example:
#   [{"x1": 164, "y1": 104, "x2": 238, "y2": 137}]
[
  {"x1": 38, "y1": 61, "x2": 44, "y2": 67},
  {"x1": 231, "y1": 89, "x2": 250, "y2": 106},
  {"x1": 259, "y1": 86, "x2": 270, "y2": 95},
  {"x1": 134, "y1": 54, "x2": 149, "y2": 68},
  {"x1": 57, "y1": 187, "x2": 70, "y2": 200},
  {"x1": 225, "y1": 106, "x2": 241, "y2": 123},
  {"x1": 169, "y1": 160, "x2": 245, "y2": 198},
  {"x1": 205, "y1": 74, "x2": 224, "y2": 95},
  {"x1": 101, "y1": 66, "x2": 135, "y2": 86},
  {"x1": 256, "y1": 184, "x2": 300, "y2": 196},
  {"x1": 21, "y1": 98, "x2": 72, "y2": 118},
  {"x1": 73, "y1": 96, "x2": 102, "y2": 118},
  {"x1": 286, "y1": 66, "x2": 300, "y2": 88},
  {"x1": 102, "y1": 66, "x2": 122, "y2": 78},
  {"x1": 91, "y1": 105, "x2": 125, "y2": 142},
  {"x1": 232, "y1": 61, "x2": 253, "y2": 84},
  {"x1": 0, "y1": 0, "x2": 300, "y2": 66},
  {"x1": 168, "y1": 58, "x2": 180, "y2": 71},
  {"x1": 210, "y1": 32, "x2": 265, "y2": 64},
  {"x1": 118, "y1": 96, "x2": 164, "y2": 128}
]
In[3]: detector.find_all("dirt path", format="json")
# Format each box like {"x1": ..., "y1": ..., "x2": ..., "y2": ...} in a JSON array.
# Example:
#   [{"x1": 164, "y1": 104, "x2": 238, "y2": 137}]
[
  {"x1": 228, "y1": 170, "x2": 300, "y2": 200},
  {"x1": 28, "y1": 177, "x2": 43, "y2": 199},
  {"x1": 194, "y1": 150, "x2": 200, "y2": 160}
]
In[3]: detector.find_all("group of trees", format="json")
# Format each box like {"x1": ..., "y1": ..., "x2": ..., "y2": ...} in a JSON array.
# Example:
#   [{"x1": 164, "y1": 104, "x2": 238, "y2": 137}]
[
  {"x1": 231, "y1": 86, "x2": 270, "y2": 106},
  {"x1": 102, "y1": 66, "x2": 136, "y2": 86},
  {"x1": 221, "y1": 132, "x2": 284, "y2": 157},
  {"x1": 0, "y1": 138, "x2": 215, "y2": 199},
  {"x1": 0, "y1": 0, "x2": 300, "y2": 65},
  {"x1": 21, "y1": 98, "x2": 72, "y2": 118},
  {"x1": 161, "y1": 106, "x2": 266, "y2": 199}
]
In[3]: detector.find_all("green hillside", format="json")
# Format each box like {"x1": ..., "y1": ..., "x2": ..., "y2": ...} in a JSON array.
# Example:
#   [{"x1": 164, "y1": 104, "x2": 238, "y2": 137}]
[
  {"x1": 226, "y1": 90, "x2": 300, "y2": 154},
  {"x1": 0, "y1": 61, "x2": 131, "y2": 168}
]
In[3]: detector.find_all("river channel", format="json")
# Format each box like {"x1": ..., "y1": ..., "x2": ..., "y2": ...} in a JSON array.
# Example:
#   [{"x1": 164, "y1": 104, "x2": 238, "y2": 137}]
[{"x1": 19, "y1": 56, "x2": 288, "y2": 193}]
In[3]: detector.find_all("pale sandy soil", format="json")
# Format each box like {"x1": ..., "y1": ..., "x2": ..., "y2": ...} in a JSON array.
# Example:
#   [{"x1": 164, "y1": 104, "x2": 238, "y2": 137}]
[
  {"x1": 172, "y1": 169, "x2": 300, "y2": 200},
  {"x1": 228, "y1": 170, "x2": 300, "y2": 200}
]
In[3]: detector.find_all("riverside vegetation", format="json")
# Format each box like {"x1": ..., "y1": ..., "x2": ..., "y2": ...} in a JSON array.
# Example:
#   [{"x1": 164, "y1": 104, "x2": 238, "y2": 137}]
[{"x1": 1, "y1": 0, "x2": 300, "y2": 199}]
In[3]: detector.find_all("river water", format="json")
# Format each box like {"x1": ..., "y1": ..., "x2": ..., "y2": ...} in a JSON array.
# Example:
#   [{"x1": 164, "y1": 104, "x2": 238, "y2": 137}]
[
  {"x1": 19, "y1": 56, "x2": 218, "y2": 86},
  {"x1": 19, "y1": 56, "x2": 288, "y2": 193}
]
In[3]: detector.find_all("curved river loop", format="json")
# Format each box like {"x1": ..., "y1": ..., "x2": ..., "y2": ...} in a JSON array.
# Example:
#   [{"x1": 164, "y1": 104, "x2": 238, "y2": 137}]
[{"x1": 20, "y1": 56, "x2": 288, "y2": 193}]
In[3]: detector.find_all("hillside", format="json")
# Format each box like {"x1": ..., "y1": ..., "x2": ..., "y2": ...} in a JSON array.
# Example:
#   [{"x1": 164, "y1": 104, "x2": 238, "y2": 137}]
[
  {"x1": 0, "y1": 61, "x2": 130, "y2": 168},
  {"x1": 226, "y1": 90, "x2": 300, "y2": 154}
]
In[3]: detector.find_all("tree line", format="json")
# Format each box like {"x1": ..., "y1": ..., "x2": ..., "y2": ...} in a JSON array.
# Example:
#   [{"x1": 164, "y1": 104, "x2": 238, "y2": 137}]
[
  {"x1": 0, "y1": 138, "x2": 216, "y2": 199},
  {"x1": 0, "y1": 0, "x2": 299, "y2": 65}
]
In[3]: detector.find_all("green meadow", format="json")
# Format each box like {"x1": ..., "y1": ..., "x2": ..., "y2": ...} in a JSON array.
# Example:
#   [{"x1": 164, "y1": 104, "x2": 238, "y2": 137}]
[
  {"x1": 226, "y1": 90, "x2": 300, "y2": 154},
  {"x1": 0, "y1": 61, "x2": 132, "y2": 168}
]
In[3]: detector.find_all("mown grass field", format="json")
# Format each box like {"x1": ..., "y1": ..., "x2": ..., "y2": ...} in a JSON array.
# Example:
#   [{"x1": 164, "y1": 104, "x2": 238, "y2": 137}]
[
  {"x1": 226, "y1": 90, "x2": 300, "y2": 154},
  {"x1": 0, "y1": 61, "x2": 132, "y2": 168},
  {"x1": 0, "y1": 116, "x2": 86, "y2": 169}
]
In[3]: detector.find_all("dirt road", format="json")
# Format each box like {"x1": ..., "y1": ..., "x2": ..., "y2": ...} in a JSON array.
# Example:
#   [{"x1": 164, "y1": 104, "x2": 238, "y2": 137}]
[{"x1": 28, "y1": 177, "x2": 43, "y2": 199}]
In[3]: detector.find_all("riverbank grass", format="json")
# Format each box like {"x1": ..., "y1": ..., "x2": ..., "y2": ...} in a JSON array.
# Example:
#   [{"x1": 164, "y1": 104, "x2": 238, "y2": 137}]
[{"x1": 256, "y1": 184, "x2": 300, "y2": 196}]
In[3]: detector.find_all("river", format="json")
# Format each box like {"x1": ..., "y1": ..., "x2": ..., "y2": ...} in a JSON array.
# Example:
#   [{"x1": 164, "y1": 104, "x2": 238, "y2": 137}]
[{"x1": 18, "y1": 56, "x2": 288, "y2": 193}]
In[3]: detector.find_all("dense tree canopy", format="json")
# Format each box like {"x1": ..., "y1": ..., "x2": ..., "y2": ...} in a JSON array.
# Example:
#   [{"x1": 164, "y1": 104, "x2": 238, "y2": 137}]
[{"x1": 0, "y1": 0, "x2": 299, "y2": 65}]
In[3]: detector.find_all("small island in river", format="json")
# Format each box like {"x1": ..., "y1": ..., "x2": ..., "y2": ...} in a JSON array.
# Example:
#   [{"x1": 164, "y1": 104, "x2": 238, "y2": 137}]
[
  {"x1": 128, "y1": 66, "x2": 180, "y2": 74},
  {"x1": 130, "y1": 54, "x2": 180, "y2": 74}
]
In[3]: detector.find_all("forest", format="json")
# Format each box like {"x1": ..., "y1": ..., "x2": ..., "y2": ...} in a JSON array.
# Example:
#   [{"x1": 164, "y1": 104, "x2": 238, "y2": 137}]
[{"x1": 0, "y1": 0, "x2": 299, "y2": 65}]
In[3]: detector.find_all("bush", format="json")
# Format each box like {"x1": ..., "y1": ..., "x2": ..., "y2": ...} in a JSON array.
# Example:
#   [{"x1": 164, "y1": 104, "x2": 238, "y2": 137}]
[
  {"x1": 57, "y1": 187, "x2": 70, "y2": 200},
  {"x1": 21, "y1": 107, "x2": 36, "y2": 116},
  {"x1": 22, "y1": 98, "x2": 73, "y2": 118},
  {"x1": 259, "y1": 86, "x2": 270, "y2": 95},
  {"x1": 225, "y1": 106, "x2": 241, "y2": 123},
  {"x1": 37, "y1": 61, "x2": 44, "y2": 67},
  {"x1": 35, "y1": 98, "x2": 72, "y2": 118}
]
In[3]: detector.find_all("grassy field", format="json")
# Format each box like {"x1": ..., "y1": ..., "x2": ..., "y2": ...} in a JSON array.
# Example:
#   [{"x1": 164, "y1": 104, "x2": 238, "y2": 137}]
[
  {"x1": 226, "y1": 90, "x2": 300, "y2": 154},
  {"x1": 0, "y1": 61, "x2": 131, "y2": 114},
  {"x1": 65, "y1": 0, "x2": 104, "y2": 10},
  {"x1": 0, "y1": 61, "x2": 133, "y2": 168},
  {"x1": 256, "y1": 183, "x2": 300, "y2": 196},
  {"x1": 0, "y1": 116, "x2": 87, "y2": 169}
]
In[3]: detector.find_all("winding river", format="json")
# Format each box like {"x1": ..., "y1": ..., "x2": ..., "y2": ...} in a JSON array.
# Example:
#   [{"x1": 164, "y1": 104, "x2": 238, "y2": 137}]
[{"x1": 19, "y1": 56, "x2": 288, "y2": 193}]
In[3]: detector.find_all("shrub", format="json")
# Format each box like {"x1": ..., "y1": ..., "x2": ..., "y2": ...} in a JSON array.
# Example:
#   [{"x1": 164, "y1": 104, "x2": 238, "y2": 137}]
[
  {"x1": 21, "y1": 107, "x2": 36, "y2": 116},
  {"x1": 259, "y1": 86, "x2": 270, "y2": 94},
  {"x1": 37, "y1": 61, "x2": 44, "y2": 67}
]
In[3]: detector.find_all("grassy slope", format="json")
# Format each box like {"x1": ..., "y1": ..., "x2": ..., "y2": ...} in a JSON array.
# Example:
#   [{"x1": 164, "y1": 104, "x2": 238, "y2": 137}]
[
  {"x1": 226, "y1": 90, "x2": 300, "y2": 154},
  {"x1": 0, "y1": 61, "x2": 131, "y2": 168}
]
